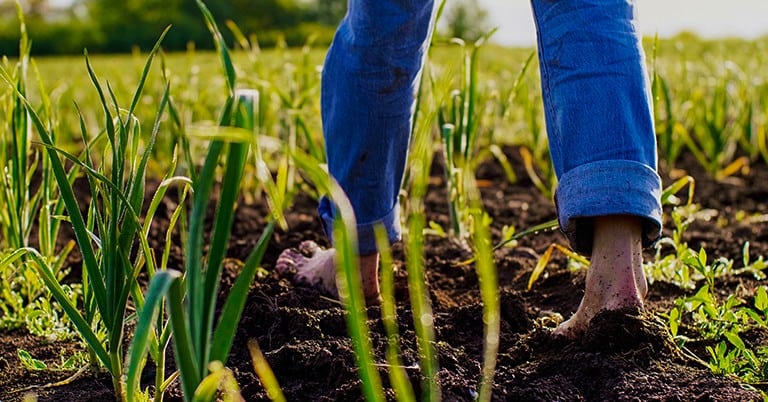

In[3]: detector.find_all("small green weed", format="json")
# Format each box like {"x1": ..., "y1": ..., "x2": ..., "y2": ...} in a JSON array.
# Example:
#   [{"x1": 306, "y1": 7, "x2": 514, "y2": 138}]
[{"x1": 667, "y1": 245, "x2": 768, "y2": 391}]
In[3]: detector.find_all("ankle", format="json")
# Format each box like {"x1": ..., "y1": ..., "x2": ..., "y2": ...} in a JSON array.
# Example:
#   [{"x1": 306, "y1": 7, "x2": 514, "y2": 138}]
[
  {"x1": 592, "y1": 215, "x2": 643, "y2": 254},
  {"x1": 359, "y1": 253, "x2": 381, "y2": 300},
  {"x1": 587, "y1": 215, "x2": 647, "y2": 303}
]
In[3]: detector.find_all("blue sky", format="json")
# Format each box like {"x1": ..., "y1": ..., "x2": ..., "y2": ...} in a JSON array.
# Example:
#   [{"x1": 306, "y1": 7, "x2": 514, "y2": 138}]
[{"x1": 480, "y1": 0, "x2": 768, "y2": 46}]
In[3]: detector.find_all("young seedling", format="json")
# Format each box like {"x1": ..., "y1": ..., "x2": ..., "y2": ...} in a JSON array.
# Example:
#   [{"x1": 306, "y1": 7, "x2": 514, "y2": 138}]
[
  {"x1": 435, "y1": 29, "x2": 498, "y2": 238},
  {"x1": 374, "y1": 225, "x2": 417, "y2": 402}
]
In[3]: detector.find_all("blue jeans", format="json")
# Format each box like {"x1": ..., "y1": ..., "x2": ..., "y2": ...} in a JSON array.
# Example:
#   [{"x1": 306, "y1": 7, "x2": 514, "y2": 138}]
[{"x1": 318, "y1": 0, "x2": 662, "y2": 255}]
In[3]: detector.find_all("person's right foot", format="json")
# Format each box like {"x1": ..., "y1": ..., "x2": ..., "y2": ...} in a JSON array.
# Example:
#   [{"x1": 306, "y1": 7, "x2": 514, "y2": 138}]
[
  {"x1": 553, "y1": 215, "x2": 647, "y2": 339},
  {"x1": 275, "y1": 240, "x2": 381, "y2": 304}
]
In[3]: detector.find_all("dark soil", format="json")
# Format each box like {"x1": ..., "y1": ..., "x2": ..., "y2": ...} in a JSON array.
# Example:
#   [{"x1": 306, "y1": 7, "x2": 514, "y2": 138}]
[{"x1": 1, "y1": 146, "x2": 767, "y2": 401}]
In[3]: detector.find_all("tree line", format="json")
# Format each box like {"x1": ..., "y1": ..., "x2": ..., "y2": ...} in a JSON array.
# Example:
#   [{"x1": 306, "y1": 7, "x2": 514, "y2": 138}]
[{"x1": 1, "y1": 0, "x2": 491, "y2": 56}]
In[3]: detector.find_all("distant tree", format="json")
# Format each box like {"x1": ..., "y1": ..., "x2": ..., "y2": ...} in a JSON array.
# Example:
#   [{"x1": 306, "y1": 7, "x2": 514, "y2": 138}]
[
  {"x1": 1, "y1": 0, "x2": 344, "y2": 55},
  {"x1": 225, "y1": 0, "x2": 308, "y2": 32},
  {"x1": 0, "y1": 0, "x2": 99, "y2": 56},
  {"x1": 313, "y1": 0, "x2": 346, "y2": 26},
  {"x1": 18, "y1": 0, "x2": 51, "y2": 19},
  {"x1": 84, "y1": 0, "x2": 317, "y2": 52},
  {"x1": 86, "y1": 0, "x2": 188, "y2": 51},
  {"x1": 441, "y1": 0, "x2": 492, "y2": 42}
]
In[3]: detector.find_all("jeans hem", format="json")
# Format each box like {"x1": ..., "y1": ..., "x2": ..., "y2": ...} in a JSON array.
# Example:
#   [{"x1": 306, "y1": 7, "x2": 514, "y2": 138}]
[
  {"x1": 319, "y1": 196, "x2": 402, "y2": 255},
  {"x1": 555, "y1": 160, "x2": 662, "y2": 254}
]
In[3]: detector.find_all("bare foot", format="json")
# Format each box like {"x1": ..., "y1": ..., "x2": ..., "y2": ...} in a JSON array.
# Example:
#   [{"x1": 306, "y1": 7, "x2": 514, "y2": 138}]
[
  {"x1": 554, "y1": 215, "x2": 647, "y2": 339},
  {"x1": 276, "y1": 240, "x2": 339, "y2": 297},
  {"x1": 275, "y1": 240, "x2": 381, "y2": 304}
]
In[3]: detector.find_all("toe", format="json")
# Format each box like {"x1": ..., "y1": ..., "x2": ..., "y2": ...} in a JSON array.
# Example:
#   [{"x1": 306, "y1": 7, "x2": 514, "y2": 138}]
[
  {"x1": 553, "y1": 315, "x2": 587, "y2": 339},
  {"x1": 276, "y1": 248, "x2": 307, "y2": 275},
  {"x1": 298, "y1": 240, "x2": 320, "y2": 257}
]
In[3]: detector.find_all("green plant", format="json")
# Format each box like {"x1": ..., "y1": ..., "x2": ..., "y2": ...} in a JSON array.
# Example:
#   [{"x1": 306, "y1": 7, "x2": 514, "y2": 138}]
[
  {"x1": 651, "y1": 35, "x2": 684, "y2": 169},
  {"x1": 128, "y1": 87, "x2": 274, "y2": 402},
  {"x1": 645, "y1": 177, "x2": 766, "y2": 290},
  {"x1": 0, "y1": 3, "x2": 36, "y2": 252},
  {"x1": 514, "y1": 60, "x2": 555, "y2": 200},
  {"x1": 127, "y1": 4, "x2": 277, "y2": 401},
  {"x1": 1, "y1": 24, "x2": 174, "y2": 399},
  {"x1": 669, "y1": 277, "x2": 768, "y2": 388},
  {"x1": 248, "y1": 339, "x2": 287, "y2": 402},
  {"x1": 465, "y1": 176, "x2": 499, "y2": 402},
  {"x1": 16, "y1": 348, "x2": 88, "y2": 372},
  {"x1": 233, "y1": 30, "x2": 323, "y2": 227},
  {"x1": 0, "y1": 270, "x2": 78, "y2": 339},
  {"x1": 17, "y1": 349, "x2": 47, "y2": 371},
  {"x1": 663, "y1": 219, "x2": 768, "y2": 384},
  {"x1": 435, "y1": 29, "x2": 497, "y2": 238},
  {"x1": 478, "y1": 51, "x2": 538, "y2": 189},
  {"x1": 0, "y1": 2, "x2": 76, "y2": 340},
  {"x1": 645, "y1": 205, "x2": 703, "y2": 290},
  {"x1": 293, "y1": 148, "x2": 385, "y2": 401},
  {"x1": 374, "y1": 225, "x2": 417, "y2": 402},
  {"x1": 405, "y1": 77, "x2": 443, "y2": 401},
  {"x1": 677, "y1": 62, "x2": 751, "y2": 180}
]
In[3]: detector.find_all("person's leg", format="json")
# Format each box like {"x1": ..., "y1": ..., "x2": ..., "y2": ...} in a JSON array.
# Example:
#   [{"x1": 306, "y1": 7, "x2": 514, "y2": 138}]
[
  {"x1": 530, "y1": 0, "x2": 662, "y2": 337},
  {"x1": 276, "y1": 0, "x2": 436, "y2": 303}
]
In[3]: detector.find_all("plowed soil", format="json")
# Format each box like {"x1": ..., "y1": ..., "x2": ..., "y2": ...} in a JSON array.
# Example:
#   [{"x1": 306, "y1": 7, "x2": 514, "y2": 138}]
[{"x1": 1, "y1": 146, "x2": 766, "y2": 401}]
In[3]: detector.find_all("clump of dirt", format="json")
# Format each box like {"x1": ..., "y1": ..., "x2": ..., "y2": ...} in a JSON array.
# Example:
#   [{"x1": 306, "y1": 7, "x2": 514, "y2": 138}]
[{"x1": 580, "y1": 308, "x2": 676, "y2": 354}]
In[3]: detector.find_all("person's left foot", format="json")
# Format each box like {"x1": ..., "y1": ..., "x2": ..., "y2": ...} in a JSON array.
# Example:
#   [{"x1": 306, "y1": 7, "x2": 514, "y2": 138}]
[
  {"x1": 276, "y1": 240, "x2": 339, "y2": 298},
  {"x1": 276, "y1": 240, "x2": 382, "y2": 304}
]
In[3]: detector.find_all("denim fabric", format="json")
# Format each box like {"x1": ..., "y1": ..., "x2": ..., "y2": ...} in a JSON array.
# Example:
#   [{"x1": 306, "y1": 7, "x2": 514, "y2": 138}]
[
  {"x1": 531, "y1": 0, "x2": 661, "y2": 252},
  {"x1": 318, "y1": 0, "x2": 437, "y2": 255},
  {"x1": 320, "y1": 0, "x2": 662, "y2": 255}
]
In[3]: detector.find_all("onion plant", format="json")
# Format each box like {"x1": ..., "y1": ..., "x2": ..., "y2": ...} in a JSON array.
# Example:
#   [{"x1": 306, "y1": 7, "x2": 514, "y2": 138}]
[
  {"x1": 212, "y1": 23, "x2": 320, "y2": 231},
  {"x1": 465, "y1": 176, "x2": 500, "y2": 402},
  {"x1": 1, "y1": 3, "x2": 36, "y2": 252},
  {"x1": 293, "y1": 149, "x2": 384, "y2": 402},
  {"x1": 435, "y1": 30, "x2": 496, "y2": 238},
  {"x1": 0, "y1": 4, "x2": 75, "y2": 337},
  {"x1": 406, "y1": 78, "x2": 443, "y2": 401},
  {"x1": 127, "y1": 74, "x2": 274, "y2": 402},
  {"x1": 509, "y1": 54, "x2": 556, "y2": 200},
  {"x1": 127, "y1": 3, "x2": 277, "y2": 401},
  {"x1": 1, "y1": 22, "x2": 174, "y2": 400},
  {"x1": 374, "y1": 225, "x2": 416, "y2": 402},
  {"x1": 482, "y1": 51, "x2": 537, "y2": 188},
  {"x1": 651, "y1": 35, "x2": 684, "y2": 169},
  {"x1": 653, "y1": 42, "x2": 752, "y2": 180},
  {"x1": 679, "y1": 66, "x2": 751, "y2": 180},
  {"x1": 248, "y1": 339, "x2": 286, "y2": 402}
]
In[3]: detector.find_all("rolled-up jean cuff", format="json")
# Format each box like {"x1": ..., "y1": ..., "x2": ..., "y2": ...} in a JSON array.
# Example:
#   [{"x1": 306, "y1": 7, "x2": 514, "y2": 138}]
[
  {"x1": 555, "y1": 160, "x2": 662, "y2": 255},
  {"x1": 319, "y1": 196, "x2": 402, "y2": 256}
]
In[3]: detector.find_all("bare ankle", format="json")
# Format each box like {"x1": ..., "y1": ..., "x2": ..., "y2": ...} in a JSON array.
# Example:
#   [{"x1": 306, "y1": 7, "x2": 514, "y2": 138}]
[{"x1": 359, "y1": 253, "x2": 381, "y2": 302}]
